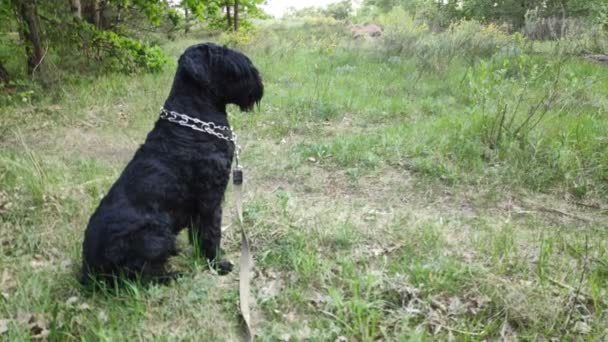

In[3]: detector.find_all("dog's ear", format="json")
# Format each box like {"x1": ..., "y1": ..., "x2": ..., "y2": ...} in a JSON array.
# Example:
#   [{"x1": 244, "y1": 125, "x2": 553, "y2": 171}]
[
  {"x1": 179, "y1": 54, "x2": 210, "y2": 86},
  {"x1": 179, "y1": 46, "x2": 212, "y2": 86}
]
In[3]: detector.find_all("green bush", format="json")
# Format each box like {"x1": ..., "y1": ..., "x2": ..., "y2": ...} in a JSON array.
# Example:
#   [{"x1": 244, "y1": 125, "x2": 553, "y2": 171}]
[
  {"x1": 379, "y1": 7, "x2": 515, "y2": 74},
  {"x1": 378, "y1": 7, "x2": 425, "y2": 55},
  {"x1": 463, "y1": 52, "x2": 607, "y2": 196},
  {"x1": 217, "y1": 29, "x2": 259, "y2": 48},
  {"x1": 90, "y1": 29, "x2": 169, "y2": 74},
  {"x1": 0, "y1": 79, "x2": 40, "y2": 106}
]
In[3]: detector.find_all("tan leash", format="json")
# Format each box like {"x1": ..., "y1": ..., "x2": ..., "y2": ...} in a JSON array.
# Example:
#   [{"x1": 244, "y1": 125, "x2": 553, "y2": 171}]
[{"x1": 233, "y1": 167, "x2": 253, "y2": 341}]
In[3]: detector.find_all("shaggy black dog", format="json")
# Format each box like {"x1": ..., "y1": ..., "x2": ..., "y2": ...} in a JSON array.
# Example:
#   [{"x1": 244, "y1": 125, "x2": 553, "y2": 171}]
[{"x1": 80, "y1": 43, "x2": 263, "y2": 284}]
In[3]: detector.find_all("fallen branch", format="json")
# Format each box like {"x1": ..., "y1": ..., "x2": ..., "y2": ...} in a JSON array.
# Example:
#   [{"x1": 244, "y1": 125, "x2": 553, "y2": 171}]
[
  {"x1": 536, "y1": 206, "x2": 593, "y2": 223},
  {"x1": 584, "y1": 54, "x2": 608, "y2": 64},
  {"x1": 438, "y1": 324, "x2": 486, "y2": 336},
  {"x1": 522, "y1": 199, "x2": 594, "y2": 223}
]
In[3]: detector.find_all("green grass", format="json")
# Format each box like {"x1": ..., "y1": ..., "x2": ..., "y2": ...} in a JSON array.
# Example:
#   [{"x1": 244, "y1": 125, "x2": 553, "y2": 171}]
[{"x1": 1, "y1": 21, "x2": 608, "y2": 341}]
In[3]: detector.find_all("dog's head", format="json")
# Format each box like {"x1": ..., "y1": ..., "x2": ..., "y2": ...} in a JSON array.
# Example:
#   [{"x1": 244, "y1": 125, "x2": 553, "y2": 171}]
[{"x1": 177, "y1": 43, "x2": 263, "y2": 111}]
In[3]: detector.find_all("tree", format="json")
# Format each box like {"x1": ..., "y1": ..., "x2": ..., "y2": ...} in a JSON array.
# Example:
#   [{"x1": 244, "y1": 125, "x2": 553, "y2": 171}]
[
  {"x1": 233, "y1": 0, "x2": 238, "y2": 30},
  {"x1": 16, "y1": 0, "x2": 45, "y2": 75},
  {"x1": 70, "y1": 0, "x2": 82, "y2": 19},
  {"x1": 85, "y1": 0, "x2": 102, "y2": 28},
  {"x1": 358, "y1": 0, "x2": 607, "y2": 30},
  {"x1": 362, "y1": 0, "x2": 400, "y2": 12},
  {"x1": 204, "y1": 0, "x2": 266, "y2": 31},
  {"x1": 225, "y1": 1, "x2": 232, "y2": 28},
  {"x1": 0, "y1": 0, "x2": 267, "y2": 84},
  {"x1": 0, "y1": 61, "x2": 9, "y2": 83},
  {"x1": 325, "y1": 0, "x2": 352, "y2": 20},
  {"x1": 183, "y1": 6, "x2": 191, "y2": 34}
]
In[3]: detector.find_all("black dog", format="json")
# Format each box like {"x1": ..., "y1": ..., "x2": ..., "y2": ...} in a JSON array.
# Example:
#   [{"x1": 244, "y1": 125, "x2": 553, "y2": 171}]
[{"x1": 80, "y1": 43, "x2": 263, "y2": 284}]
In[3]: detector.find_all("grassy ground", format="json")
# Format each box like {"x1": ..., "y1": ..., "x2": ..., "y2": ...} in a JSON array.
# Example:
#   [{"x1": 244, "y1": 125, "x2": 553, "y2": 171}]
[{"x1": 1, "y1": 22, "x2": 608, "y2": 340}]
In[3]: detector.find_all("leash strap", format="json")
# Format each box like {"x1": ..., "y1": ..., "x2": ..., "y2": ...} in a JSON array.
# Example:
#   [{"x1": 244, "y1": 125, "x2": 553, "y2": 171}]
[{"x1": 234, "y1": 168, "x2": 253, "y2": 341}]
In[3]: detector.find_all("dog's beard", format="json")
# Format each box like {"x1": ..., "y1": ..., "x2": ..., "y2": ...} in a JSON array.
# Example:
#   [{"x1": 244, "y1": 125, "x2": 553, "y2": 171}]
[
  {"x1": 237, "y1": 86, "x2": 262, "y2": 112},
  {"x1": 239, "y1": 101, "x2": 257, "y2": 112}
]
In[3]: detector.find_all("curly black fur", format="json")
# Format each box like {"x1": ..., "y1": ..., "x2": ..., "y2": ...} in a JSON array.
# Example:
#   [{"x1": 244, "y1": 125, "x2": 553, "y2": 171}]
[{"x1": 80, "y1": 43, "x2": 263, "y2": 284}]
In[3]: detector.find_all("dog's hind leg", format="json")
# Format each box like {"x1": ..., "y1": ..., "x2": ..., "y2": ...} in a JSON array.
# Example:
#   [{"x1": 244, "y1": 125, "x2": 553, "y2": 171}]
[
  {"x1": 118, "y1": 227, "x2": 178, "y2": 279},
  {"x1": 190, "y1": 206, "x2": 233, "y2": 275}
]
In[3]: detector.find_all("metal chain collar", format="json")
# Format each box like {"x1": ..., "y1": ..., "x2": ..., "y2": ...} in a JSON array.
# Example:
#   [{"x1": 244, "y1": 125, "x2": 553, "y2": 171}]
[{"x1": 159, "y1": 107, "x2": 241, "y2": 168}]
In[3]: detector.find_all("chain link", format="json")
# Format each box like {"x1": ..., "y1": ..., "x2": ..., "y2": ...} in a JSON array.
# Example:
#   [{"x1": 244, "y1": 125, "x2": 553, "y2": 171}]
[{"x1": 159, "y1": 107, "x2": 241, "y2": 168}]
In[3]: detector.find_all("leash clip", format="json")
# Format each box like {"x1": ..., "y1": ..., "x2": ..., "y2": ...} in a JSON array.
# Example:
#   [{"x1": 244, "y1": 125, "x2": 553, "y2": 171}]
[{"x1": 233, "y1": 168, "x2": 244, "y2": 186}]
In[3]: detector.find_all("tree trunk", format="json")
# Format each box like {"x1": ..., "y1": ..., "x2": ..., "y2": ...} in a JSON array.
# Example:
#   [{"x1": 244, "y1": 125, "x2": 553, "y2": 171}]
[
  {"x1": 226, "y1": 4, "x2": 232, "y2": 29},
  {"x1": 92, "y1": 0, "x2": 100, "y2": 28},
  {"x1": 116, "y1": 4, "x2": 123, "y2": 25},
  {"x1": 18, "y1": 0, "x2": 44, "y2": 75},
  {"x1": 0, "y1": 61, "x2": 10, "y2": 83},
  {"x1": 70, "y1": 0, "x2": 82, "y2": 19},
  {"x1": 233, "y1": 0, "x2": 239, "y2": 31},
  {"x1": 184, "y1": 7, "x2": 189, "y2": 35},
  {"x1": 99, "y1": 0, "x2": 107, "y2": 29}
]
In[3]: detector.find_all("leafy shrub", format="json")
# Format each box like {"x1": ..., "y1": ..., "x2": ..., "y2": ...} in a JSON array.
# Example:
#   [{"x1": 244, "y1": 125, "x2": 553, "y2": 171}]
[
  {"x1": 558, "y1": 23, "x2": 608, "y2": 54},
  {"x1": 67, "y1": 23, "x2": 169, "y2": 74},
  {"x1": 217, "y1": 29, "x2": 259, "y2": 48},
  {"x1": 0, "y1": 79, "x2": 40, "y2": 106},
  {"x1": 378, "y1": 7, "x2": 424, "y2": 55},
  {"x1": 248, "y1": 18, "x2": 348, "y2": 60},
  {"x1": 523, "y1": 6, "x2": 608, "y2": 54},
  {"x1": 524, "y1": 8, "x2": 590, "y2": 40},
  {"x1": 380, "y1": 7, "x2": 514, "y2": 75},
  {"x1": 286, "y1": 1, "x2": 352, "y2": 21},
  {"x1": 89, "y1": 29, "x2": 169, "y2": 73},
  {"x1": 325, "y1": 0, "x2": 352, "y2": 20},
  {"x1": 301, "y1": 15, "x2": 341, "y2": 28},
  {"x1": 464, "y1": 53, "x2": 607, "y2": 196},
  {"x1": 450, "y1": 21, "x2": 512, "y2": 59}
]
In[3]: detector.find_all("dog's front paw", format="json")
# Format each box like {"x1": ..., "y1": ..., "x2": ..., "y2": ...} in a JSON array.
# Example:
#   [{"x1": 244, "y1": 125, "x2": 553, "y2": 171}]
[{"x1": 215, "y1": 259, "x2": 233, "y2": 275}]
